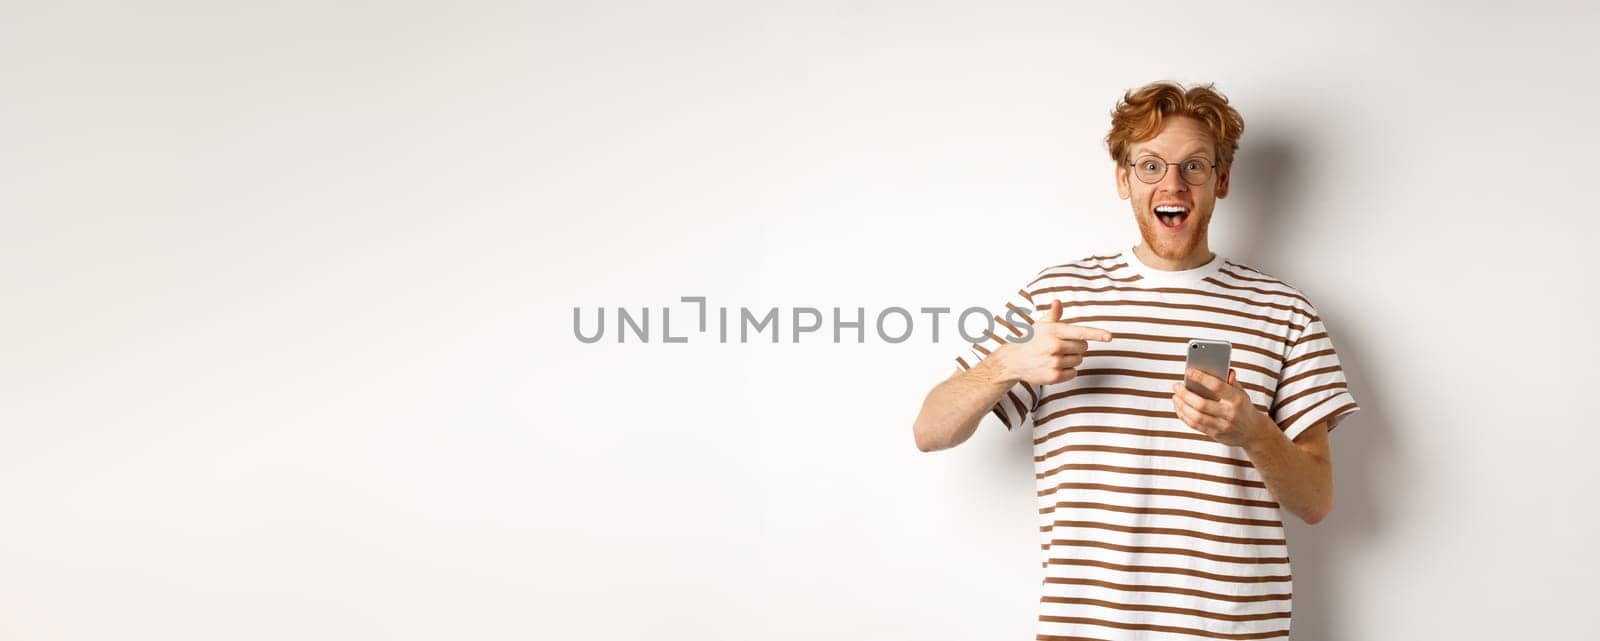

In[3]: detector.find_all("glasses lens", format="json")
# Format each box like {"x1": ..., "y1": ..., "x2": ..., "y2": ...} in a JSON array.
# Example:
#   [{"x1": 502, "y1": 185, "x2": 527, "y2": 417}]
[
  {"x1": 1180, "y1": 158, "x2": 1213, "y2": 185},
  {"x1": 1133, "y1": 157, "x2": 1165, "y2": 184}
]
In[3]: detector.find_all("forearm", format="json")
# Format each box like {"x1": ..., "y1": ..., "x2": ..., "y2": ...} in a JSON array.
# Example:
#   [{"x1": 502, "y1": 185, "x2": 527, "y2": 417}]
[
  {"x1": 912, "y1": 355, "x2": 1017, "y2": 452},
  {"x1": 1242, "y1": 417, "x2": 1332, "y2": 525}
]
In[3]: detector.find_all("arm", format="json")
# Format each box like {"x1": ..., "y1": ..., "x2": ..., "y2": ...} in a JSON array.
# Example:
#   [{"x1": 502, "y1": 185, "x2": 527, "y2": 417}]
[
  {"x1": 911, "y1": 356, "x2": 1018, "y2": 452},
  {"x1": 1172, "y1": 367, "x2": 1334, "y2": 525},
  {"x1": 1241, "y1": 418, "x2": 1333, "y2": 525},
  {"x1": 912, "y1": 299, "x2": 1114, "y2": 453}
]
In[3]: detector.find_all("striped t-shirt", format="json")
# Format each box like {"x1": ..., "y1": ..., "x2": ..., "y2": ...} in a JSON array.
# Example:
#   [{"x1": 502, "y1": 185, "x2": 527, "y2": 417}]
[{"x1": 953, "y1": 247, "x2": 1359, "y2": 641}]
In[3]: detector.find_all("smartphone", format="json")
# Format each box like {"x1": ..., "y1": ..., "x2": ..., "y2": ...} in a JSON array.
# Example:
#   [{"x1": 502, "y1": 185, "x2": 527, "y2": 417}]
[{"x1": 1184, "y1": 340, "x2": 1232, "y2": 401}]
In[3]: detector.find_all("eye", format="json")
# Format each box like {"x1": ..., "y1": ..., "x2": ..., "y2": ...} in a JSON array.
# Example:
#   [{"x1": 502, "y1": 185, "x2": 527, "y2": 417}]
[
  {"x1": 1140, "y1": 160, "x2": 1160, "y2": 171},
  {"x1": 1183, "y1": 159, "x2": 1206, "y2": 172}
]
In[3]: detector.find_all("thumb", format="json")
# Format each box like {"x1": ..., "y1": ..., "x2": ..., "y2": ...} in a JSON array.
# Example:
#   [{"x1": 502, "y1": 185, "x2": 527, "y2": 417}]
[
  {"x1": 1227, "y1": 368, "x2": 1238, "y2": 386},
  {"x1": 1042, "y1": 299, "x2": 1062, "y2": 324}
]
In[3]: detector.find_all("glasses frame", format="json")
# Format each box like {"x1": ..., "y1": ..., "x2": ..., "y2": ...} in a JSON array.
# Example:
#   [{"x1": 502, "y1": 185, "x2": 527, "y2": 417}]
[{"x1": 1127, "y1": 154, "x2": 1219, "y2": 186}]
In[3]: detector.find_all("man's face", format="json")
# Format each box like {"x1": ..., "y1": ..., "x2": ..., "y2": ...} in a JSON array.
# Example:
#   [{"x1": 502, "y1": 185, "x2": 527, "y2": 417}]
[{"x1": 1115, "y1": 116, "x2": 1231, "y2": 263}]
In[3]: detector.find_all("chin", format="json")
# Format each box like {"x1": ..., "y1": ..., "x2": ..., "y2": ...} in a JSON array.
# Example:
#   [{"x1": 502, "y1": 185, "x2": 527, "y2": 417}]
[
  {"x1": 1151, "y1": 240, "x2": 1200, "y2": 261},
  {"x1": 1137, "y1": 219, "x2": 1209, "y2": 262}
]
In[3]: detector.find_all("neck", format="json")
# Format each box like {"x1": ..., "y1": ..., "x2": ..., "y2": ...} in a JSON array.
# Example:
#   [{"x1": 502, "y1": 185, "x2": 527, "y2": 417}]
[{"x1": 1133, "y1": 242, "x2": 1215, "y2": 271}]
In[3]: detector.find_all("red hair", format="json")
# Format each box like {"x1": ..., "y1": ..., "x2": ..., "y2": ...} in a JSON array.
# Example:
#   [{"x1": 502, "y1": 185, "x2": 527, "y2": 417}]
[{"x1": 1106, "y1": 81, "x2": 1245, "y2": 167}]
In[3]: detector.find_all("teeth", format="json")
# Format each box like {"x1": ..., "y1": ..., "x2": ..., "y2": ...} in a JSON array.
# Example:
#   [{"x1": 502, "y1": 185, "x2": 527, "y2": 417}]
[{"x1": 1154, "y1": 205, "x2": 1188, "y2": 214}]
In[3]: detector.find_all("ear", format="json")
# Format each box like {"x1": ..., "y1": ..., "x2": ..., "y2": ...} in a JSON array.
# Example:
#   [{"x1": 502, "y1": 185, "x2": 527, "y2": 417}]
[
  {"x1": 1215, "y1": 165, "x2": 1231, "y2": 199},
  {"x1": 1115, "y1": 163, "x2": 1130, "y2": 200}
]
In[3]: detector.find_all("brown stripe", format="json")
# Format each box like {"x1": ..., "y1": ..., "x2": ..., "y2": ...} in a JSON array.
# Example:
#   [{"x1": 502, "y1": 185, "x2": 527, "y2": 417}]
[
  {"x1": 1044, "y1": 576, "x2": 1292, "y2": 603},
  {"x1": 1204, "y1": 276, "x2": 1311, "y2": 307},
  {"x1": 1077, "y1": 367, "x2": 1245, "y2": 383},
  {"x1": 1322, "y1": 403, "x2": 1358, "y2": 433},
  {"x1": 1006, "y1": 389, "x2": 1029, "y2": 423},
  {"x1": 1034, "y1": 424, "x2": 1211, "y2": 446},
  {"x1": 1056, "y1": 299, "x2": 1305, "y2": 334},
  {"x1": 1285, "y1": 401, "x2": 1358, "y2": 436},
  {"x1": 1038, "y1": 615, "x2": 1289, "y2": 640},
  {"x1": 1043, "y1": 260, "x2": 1131, "y2": 273},
  {"x1": 1035, "y1": 405, "x2": 1179, "y2": 428},
  {"x1": 1044, "y1": 385, "x2": 1187, "y2": 402},
  {"x1": 1090, "y1": 349, "x2": 1187, "y2": 362},
  {"x1": 1042, "y1": 259, "x2": 1105, "y2": 271},
  {"x1": 1039, "y1": 382, "x2": 1273, "y2": 409},
  {"x1": 995, "y1": 407, "x2": 1013, "y2": 429},
  {"x1": 1059, "y1": 313, "x2": 1288, "y2": 348},
  {"x1": 1076, "y1": 367, "x2": 1182, "y2": 380},
  {"x1": 1049, "y1": 519, "x2": 1285, "y2": 546},
  {"x1": 1021, "y1": 373, "x2": 1040, "y2": 407},
  {"x1": 1222, "y1": 260, "x2": 1277, "y2": 279},
  {"x1": 1217, "y1": 267, "x2": 1285, "y2": 285},
  {"x1": 1009, "y1": 300, "x2": 1036, "y2": 326},
  {"x1": 1095, "y1": 331, "x2": 1281, "y2": 361},
  {"x1": 993, "y1": 312, "x2": 1026, "y2": 339},
  {"x1": 1079, "y1": 347, "x2": 1279, "y2": 381},
  {"x1": 1290, "y1": 330, "x2": 1327, "y2": 349},
  {"x1": 1327, "y1": 401, "x2": 1358, "y2": 421},
  {"x1": 1035, "y1": 635, "x2": 1117, "y2": 641},
  {"x1": 1278, "y1": 364, "x2": 1342, "y2": 389},
  {"x1": 1030, "y1": 283, "x2": 1310, "y2": 317},
  {"x1": 1033, "y1": 271, "x2": 1144, "y2": 285},
  {"x1": 1051, "y1": 500, "x2": 1283, "y2": 527},
  {"x1": 1039, "y1": 482, "x2": 1280, "y2": 510},
  {"x1": 1283, "y1": 348, "x2": 1336, "y2": 370},
  {"x1": 1272, "y1": 381, "x2": 1348, "y2": 415},
  {"x1": 1036, "y1": 405, "x2": 1263, "y2": 432},
  {"x1": 1041, "y1": 596, "x2": 1290, "y2": 623},
  {"x1": 1049, "y1": 538, "x2": 1289, "y2": 564},
  {"x1": 1049, "y1": 558, "x2": 1292, "y2": 583},
  {"x1": 1034, "y1": 440, "x2": 1254, "y2": 470},
  {"x1": 1278, "y1": 394, "x2": 1349, "y2": 433},
  {"x1": 1037, "y1": 462, "x2": 1267, "y2": 490}
]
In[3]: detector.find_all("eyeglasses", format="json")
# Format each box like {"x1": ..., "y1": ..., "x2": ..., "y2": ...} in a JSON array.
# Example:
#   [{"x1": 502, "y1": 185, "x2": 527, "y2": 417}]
[{"x1": 1128, "y1": 155, "x2": 1218, "y2": 186}]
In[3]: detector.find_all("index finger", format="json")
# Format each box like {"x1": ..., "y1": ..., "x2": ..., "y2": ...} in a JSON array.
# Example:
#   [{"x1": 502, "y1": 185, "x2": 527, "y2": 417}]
[
  {"x1": 1184, "y1": 367, "x2": 1228, "y2": 395},
  {"x1": 1050, "y1": 323, "x2": 1114, "y2": 343}
]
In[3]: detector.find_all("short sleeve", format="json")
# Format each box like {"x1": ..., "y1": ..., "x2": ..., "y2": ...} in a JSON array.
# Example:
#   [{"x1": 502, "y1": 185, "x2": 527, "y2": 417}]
[
  {"x1": 1272, "y1": 301, "x2": 1361, "y2": 441},
  {"x1": 952, "y1": 277, "x2": 1044, "y2": 431}
]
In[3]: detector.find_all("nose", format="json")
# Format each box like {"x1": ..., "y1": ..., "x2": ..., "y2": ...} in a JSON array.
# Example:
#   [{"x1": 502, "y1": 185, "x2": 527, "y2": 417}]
[{"x1": 1158, "y1": 164, "x2": 1189, "y2": 193}]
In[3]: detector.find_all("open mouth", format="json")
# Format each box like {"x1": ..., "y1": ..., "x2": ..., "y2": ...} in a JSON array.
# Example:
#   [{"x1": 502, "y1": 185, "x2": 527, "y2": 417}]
[{"x1": 1154, "y1": 205, "x2": 1189, "y2": 230}]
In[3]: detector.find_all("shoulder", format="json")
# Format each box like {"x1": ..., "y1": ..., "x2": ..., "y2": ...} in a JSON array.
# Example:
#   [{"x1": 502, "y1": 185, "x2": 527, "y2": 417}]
[
  {"x1": 1046, "y1": 250, "x2": 1133, "y2": 273},
  {"x1": 1023, "y1": 250, "x2": 1137, "y2": 290},
  {"x1": 1216, "y1": 258, "x2": 1320, "y2": 316}
]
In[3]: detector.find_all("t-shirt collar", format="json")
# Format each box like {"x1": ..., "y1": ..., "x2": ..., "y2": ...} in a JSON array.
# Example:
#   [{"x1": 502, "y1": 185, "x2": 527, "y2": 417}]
[{"x1": 1120, "y1": 244, "x2": 1224, "y2": 286}]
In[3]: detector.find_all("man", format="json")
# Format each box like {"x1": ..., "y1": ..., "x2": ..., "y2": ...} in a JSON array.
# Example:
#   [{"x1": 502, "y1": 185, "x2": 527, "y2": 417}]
[{"x1": 911, "y1": 81, "x2": 1359, "y2": 640}]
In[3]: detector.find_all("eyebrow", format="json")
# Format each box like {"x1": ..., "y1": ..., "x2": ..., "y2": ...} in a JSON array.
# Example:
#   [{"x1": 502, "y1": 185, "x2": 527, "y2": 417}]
[{"x1": 1131, "y1": 149, "x2": 1216, "y2": 160}]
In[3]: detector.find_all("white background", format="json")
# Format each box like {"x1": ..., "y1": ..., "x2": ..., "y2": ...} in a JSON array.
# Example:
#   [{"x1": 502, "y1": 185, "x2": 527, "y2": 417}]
[{"x1": 3, "y1": 1, "x2": 1597, "y2": 639}]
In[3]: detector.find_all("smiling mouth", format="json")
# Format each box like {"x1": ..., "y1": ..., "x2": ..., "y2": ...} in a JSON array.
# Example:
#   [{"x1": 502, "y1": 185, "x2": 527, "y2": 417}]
[{"x1": 1154, "y1": 205, "x2": 1189, "y2": 229}]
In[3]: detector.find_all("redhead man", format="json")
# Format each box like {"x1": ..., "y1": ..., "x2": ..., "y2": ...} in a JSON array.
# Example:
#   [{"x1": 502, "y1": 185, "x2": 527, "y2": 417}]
[{"x1": 911, "y1": 81, "x2": 1359, "y2": 640}]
